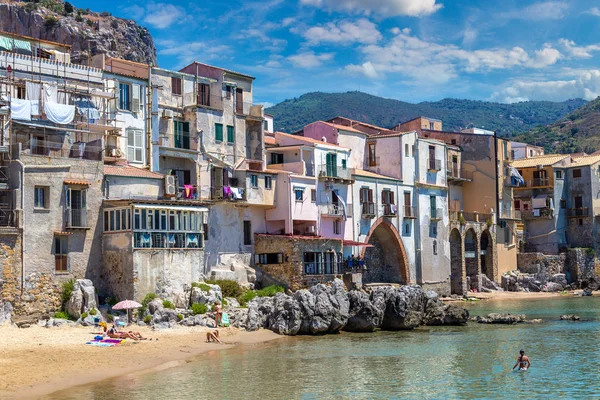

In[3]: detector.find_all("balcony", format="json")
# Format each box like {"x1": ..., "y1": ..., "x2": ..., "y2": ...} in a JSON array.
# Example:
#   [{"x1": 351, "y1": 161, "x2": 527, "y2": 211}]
[
  {"x1": 521, "y1": 208, "x2": 554, "y2": 219},
  {"x1": 403, "y1": 206, "x2": 417, "y2": 219},
  {"x1": 361, "y1": 202, "x2": 375, "y2": 218},
  {"x1": 212, "y1": 186, "x2": 246, "y2": 202},
  {"x1": 65, "y1": 209, "x2": 88, "y2": 229},
  {"x1": 524, "y1": 178, "x2": 551, "y2": 188},
  {"x1": 318, "y1": 164, "x2": 352, "y2": 182},
  {"x1": 568, "y1": 208, "x2": 589, "y2": 218},
  {"x1": 320, "y1": 204, "x2": 352, "y2": 217},
  {"x1": 428, "y1": 158, "x2": 442, "y2": 171},
  {"x1": 158, "y1": 132, "x2": 198, "y2": 152},
  {"x1": 13, "y1": 136, "x2": 103, "y2": 161},
  {"x1": 176, "y1": 185, "x2": 200, "y2": 201},
  {"x1": 447, "y1": 163, "x2": 473, "y2": 183},
  {"x1": 499, "y1": 210, "x2": 522, "y2": 220},
  {"x1": 504, "y1": 176, "x2": 522, "y2": 188},
  {"x1": 382, "y1": 203, "x2": 398, "y2": 217},
  {"x1": 430, "y1": 208, "x2": 443, "y2": 220}
]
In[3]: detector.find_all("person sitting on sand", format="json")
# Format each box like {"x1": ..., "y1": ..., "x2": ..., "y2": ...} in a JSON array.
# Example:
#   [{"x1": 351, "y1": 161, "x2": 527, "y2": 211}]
[
  {"x1": 206, "y1": 330, "x2": 222, "y2": 344},
  {"x1": 213, "y1": 302, "x2": 223, "y2": 327},
  {"x1": 513, "y1": 349, "x2": 531, "y2": 371}
]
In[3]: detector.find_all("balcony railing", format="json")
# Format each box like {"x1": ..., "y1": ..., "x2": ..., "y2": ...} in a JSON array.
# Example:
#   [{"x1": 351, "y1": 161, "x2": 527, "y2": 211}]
[
  {"x1": 65, "y1": 209, "x2": 88, "y2": 228},
  {"x1": 568, "y1": 208, "x2": 589, "y2": 217},
  {"x1": 383, "y1": 203, "x2": 398, "y2": 216},
  {"x1": 318, "y1": 164, "x2": 352, "y2": 180},
  {"x1": 521, "y1": 208, "x2": 554, "y2": 219},
  {"x1": 430, "y1": 208, "x2": 443, "y2": 220},
  {"x1": 499, "y1": 210, "x2": 522, "y2": 220},
  {"x1": 361, "y1": 202, "x2": 375, "y2": 218},
  {"x1": 177, "y1": 185, "x2": 200, "y2": 201},
  {"x1": 403, "y1": 206, "x2": 417, "y2": 219},
  {"x1": 428, "y1": 158, "x2": 442, "y2": 171},
  {"x1": 504, "y1": 176, "x2": 522, "y2": 187},
  {"x1": 320, "y1": 204, "x2": 344, "y2": 217},
  {"x1": 524, "y1": 178, "x2": 550, "y2": 187},
  {"x1": 447, "y1": 163, "x2": 473, "y2": 181},
  {"x1": 13, "y1": 136, "x2": 104, "y2": 161},
  {"x1": 211, "y1": 186, "x2": 246, "y2": 201},
  {"x1": 158, "y1": 132, "x2": 198, "y2": 151}
]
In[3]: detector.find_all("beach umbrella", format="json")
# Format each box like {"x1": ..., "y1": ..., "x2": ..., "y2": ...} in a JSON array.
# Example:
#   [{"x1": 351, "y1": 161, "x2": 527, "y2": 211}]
[{"x1": 112, "y1": 300, "x2": 143, "y2": 325}]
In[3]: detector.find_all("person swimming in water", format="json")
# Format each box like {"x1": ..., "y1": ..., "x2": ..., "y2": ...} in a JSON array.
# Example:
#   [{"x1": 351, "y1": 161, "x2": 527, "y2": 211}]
[{"x1": 513, "y1": 349, "x2": 531, "y2": 371}]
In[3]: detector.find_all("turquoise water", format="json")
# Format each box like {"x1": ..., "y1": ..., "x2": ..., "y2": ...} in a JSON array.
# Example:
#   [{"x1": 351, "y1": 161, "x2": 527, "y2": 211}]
[{"x1": 46, "y1": 296, "x2": 600, "y2": 399}]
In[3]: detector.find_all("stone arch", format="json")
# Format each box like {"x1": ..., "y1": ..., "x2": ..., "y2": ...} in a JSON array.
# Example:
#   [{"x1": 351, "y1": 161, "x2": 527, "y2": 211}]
[
  {"x1": 480, "y1": 229, "x2": 494, "y2": 281},
  {"x1": 450, "y1": 228, "x2": 464, "y2": 295},
  {"x1": 361, "y1": 218, "x2": 410, "y2": 284},
  {"x1": 464, "y1": 228, "x2": 479, "y2": 289}
]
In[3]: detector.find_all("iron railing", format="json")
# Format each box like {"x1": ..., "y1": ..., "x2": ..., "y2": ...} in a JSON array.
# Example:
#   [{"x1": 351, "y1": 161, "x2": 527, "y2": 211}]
[
  {"x1": 383, "y1": 204, "x2": 397, "y2": 216},
  {"x1": 404, "y1": 206, "x2": 417, "y2": 219},
  {"x1": 524, "y1": 178, "x2": 550, "y2": 187},
  {"x1": 568, "y1": 208, "x2": 589, "y2": 217},
  {"x1": 318, "y1": 164, "x2": 351, "y2": 180},
  {"x1": 65, "y1": 209, "x2": 88, "y2": 228},
  {"x1": 428, "y1": 158, "x2": 442, "y2": 171},
  {"x1": 361, "y1": 202, "x2": 375, "y2": 217},
  {"x1": 521, "y1": 208, "x2": 554, "y2": 219}
]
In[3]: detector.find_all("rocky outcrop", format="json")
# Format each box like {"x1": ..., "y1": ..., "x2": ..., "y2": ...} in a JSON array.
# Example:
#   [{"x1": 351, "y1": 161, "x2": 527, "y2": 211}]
[
  {"x1": 65, "y1": 279, "x2": 99, "y2": 319},
  {"x1": 244, "y1": 280, "x2": 469, "y2": 336},
  {"x1": 560, "y1": 314, "x2": 581, "y2": 321},
  {"x1": 0, "y1": 1, "x2": 156, "y2": 65},
  {"x1": 0, "y1": 301, "x2": 13, "y2": 325},
  {"x1": 476, "y1": 313, "x2": 526, "y2": 324},
  {"x1": 502, "y1": 271, "x2": 570, "y2": 293}
]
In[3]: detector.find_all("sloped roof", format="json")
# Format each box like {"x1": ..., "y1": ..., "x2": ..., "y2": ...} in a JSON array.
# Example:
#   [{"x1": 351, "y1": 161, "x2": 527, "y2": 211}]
[
  {"x1": 104, "y1": 165, "x2": 164, "y2": 179},
  {"x1": 571, "y1": 155, "x2": 600, "y2": 167},
  {"x1": 317, "y1": 121, "x2": 367, "y2": 134},
  {"x1": 275, "y1": 131, "x2": 350, "y2": 149},
  {"x1": 264, "y1": 136, "x2": 277, "y2": 145},
  {"x1": 352, "y1": 169, "x2": 401, "y2": 181},
  {"x1": 511, "y1": 154, "x2": 571, "y2": 169}
]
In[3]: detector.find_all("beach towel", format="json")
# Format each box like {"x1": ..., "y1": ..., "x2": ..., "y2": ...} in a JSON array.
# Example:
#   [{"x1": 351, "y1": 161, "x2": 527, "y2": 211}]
[
  {"x1": 86, "y1": 342, "x2": 116, "y2": 347},
  {"x1": 221, "y1": 312, "x2": 230, "y2": 327}
]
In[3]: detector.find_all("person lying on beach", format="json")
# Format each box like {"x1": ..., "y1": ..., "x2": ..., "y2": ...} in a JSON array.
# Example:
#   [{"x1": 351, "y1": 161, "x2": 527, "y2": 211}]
[
  {"x1": 513, "y1": 349, "x2": 531, "y2": 371},
  {"x1": 107, "y1": 325, "x2": 146, "y2": 340},
  {"x1": 206, "y1": 330, "x2": 223, "y2": 344}
]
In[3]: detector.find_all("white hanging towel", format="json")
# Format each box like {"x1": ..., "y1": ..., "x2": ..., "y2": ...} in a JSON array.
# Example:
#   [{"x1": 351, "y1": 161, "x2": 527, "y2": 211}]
[
  {"x1": 532, "y1": 195, "x2": 547, "y2": 209},
  {"x1": 11, "y1": 98, "x2": 31, "y2": 121},
  {"x1": 43, "y1": 82, "x2": 58, "y2": 104},
  {"x1": 44, "y1": 102, "x2": 75, "y2": 124},
  {"x1": 30, "y1": 100, "x2": 40, "y2": 116},
  {"x1": 25, "y1": 82, "x2": 41, "y2": 101}
]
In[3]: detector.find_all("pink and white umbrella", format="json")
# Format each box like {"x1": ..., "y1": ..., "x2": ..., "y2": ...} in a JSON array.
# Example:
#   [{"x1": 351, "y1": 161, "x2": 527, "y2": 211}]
[{"x1": 112, "y1": 300, "x2": 143, "y2": 324}]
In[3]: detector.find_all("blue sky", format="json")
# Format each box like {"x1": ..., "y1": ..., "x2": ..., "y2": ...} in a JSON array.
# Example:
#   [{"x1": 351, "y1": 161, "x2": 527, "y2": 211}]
[{"x1": 76, "y1": 0, "x2": 600, "y2": 106}]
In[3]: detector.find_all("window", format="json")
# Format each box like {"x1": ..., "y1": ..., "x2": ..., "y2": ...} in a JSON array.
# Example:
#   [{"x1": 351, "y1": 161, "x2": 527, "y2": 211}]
[
  {"x1": 430, "y1": 195, "x2": 437, "y2": 218},
  {"x1": 360, "y1": 187, "x2": 372, "y2": 204},
  {"x1": 270, "y1": 153, "x2": 284, "y2": 164},
  {"x1": 430, "y1": 224, "x2": 437, "y2": 236},
  {"x1": 573, "y1": 169, "x2": 581, "y2": 178},
  {"x1": 579, "y1": 218, "x2": 583, "y2": 226},
  {"x1": 119, "y1": 82, "x2": 131, "y2": 110},
  {"x1": 215, "y1": 123, "x2": 223, "y2": 142},
  {"x1": 255, "y1": 253, "x2": 284, "y2": 264},
  {"x1": 171, "y1": 77, "x2": 182, "y2": 96},
  {"x1": 235, "y1": 88, "x2": 243, "y2": 114},
  {"x1": 529, "y1": 149, "x2": 534, "y2": 157},
  {"x1": 503, "y1": 142, "x2": 508, "y2": 159},
  {"x1": 264, "y1": 120, "x2": 268, "y2": 131},
  {"x1": 405, "y1": 223, "x2": 410, "y2": 235},
  {"x1": 65, "y1": 187, "x2": 87, "y2": 228},
  {"x1": 341, "y1": 159, "x2": 347, "y2": 170},
  {"x1": 433, "y1": 240, "x2": 437, "y2": 255},
  {"x1": 250, "y1": 175, "x2": 258, "y2": 188},
  {"x1": 243, "y1": 220, "x2": 252, "y2": 245},
  {"x1": 225, "y1": 85, "x2": 232, "y2": 100},
  {"x1": 34, "y1": 186, "x2": 49, "y2": 209},
  {"x1": 405, "y1": 143, "x2": 409, "y2": 157},
  {"x1": 265, "y1": 176, "x2": 272, "y2": 190},
  {"x1": 295, "y1": 188, "x2": 304, "y2": 201},
  {"x1": 311, "y1": 189, "x2": 316, "y2": 202},
  {"x1": 429, "y1": 121, "x2": 435, "y2": 130},
  {"x1": 173, "y1": 121, "x2": 190, "y2": 149},
  {"x1": 451, "y1": 139, "x2": 457, "y2": 145},
  {"x1": 198, "y1": 83, "x2": 210, "y2": 106},
  {"x1": 104, "y1": 209, "x2": 131, "y2": 232},
  {"x1": 203, "y1": 224, "x2": 209, "y2": 241},
  {"x1": 227, "y1": 125, "x2": 234, "y2": 143},
  {"x1": 54, "y1": 235, "x2": 68, "y2": 272},
  {"x1": 303, "y1": 252, "x2": 322, "y2": 274},
  {"x1": 560, "y1": 199, "x2": 567, "y2": 209},
  {"x1": 514, "y1": 200, "x2": 521, "y2": 210},
  {"x1": 368, "y1": 143, "x2": 376, "y2": 166},
  {"x1": 127, "y1": 129, "x2": 143, "y2": 162},
  {"x1": 504, "y1": 226, "x2": 511, "y2": 244},
  {"x1": 333, "y1": 220, "x2": 341, "y2": 235},
  {"x1": 511, "y1": 150, "x2": 516, "y2": 159},
  {"x1": 382, "y1": 189, "x2": 394, "y2": 205},
  {"x1": 556, "y1": 170, "x2": 563, "y2": 179}
]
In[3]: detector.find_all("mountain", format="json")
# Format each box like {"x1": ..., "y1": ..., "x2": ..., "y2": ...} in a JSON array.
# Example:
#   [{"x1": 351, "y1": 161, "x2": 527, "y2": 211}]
[
  {"x1": 514, "y1": 97, "x2": 600, "y2": 154},
  {"x1": 0, "y1": 0, "x2": 156, "y2": 65},
  {"x1": 265, "y1": 91, "x2": 587, "y2": 137}
]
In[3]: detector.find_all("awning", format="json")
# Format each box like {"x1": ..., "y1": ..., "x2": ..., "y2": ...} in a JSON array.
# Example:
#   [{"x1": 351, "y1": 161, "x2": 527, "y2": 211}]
[
  {"x1": 343, "y1": 240, "x2": 373, "y2": 247},
  {"x1": 64, "y1": 179, "x2": 91, "y2": 186},
  {"x1": 133, "y1": 204, "x2": 208, "y2": 212}
]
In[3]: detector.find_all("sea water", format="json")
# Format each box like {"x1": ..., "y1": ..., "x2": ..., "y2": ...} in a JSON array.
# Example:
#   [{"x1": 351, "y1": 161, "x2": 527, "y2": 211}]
[{"x1": 46, "y1": 296, "x2": 600, "y2": 399}]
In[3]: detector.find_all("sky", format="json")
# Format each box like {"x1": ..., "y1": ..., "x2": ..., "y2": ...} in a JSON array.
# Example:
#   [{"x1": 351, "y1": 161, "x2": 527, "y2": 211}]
[{"x1": 74, "y1": 0, "x2": 600, "y2": 107}]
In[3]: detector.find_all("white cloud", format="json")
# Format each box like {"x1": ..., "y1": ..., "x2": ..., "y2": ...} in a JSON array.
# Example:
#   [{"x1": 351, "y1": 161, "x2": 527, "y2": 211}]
[
  {"x1": 586, "y1": 7, "x2": 600, "y2": 16},
  {"x1": 559, "y1": 39, "x2": 600, "y2": 59},
  {"x1": 282, "y1": 17, "x2": 296, "y2": 27},
  {"x1": 123, "y1": 5, "x2": 145, "y2": 20},
  {"x1": 462, "y1": 26, "x2": 477, "y2": 47},
  {"x1": 491, "y1": 69, "x2": 600, "y2": 102},
  {"x1": 288, "y1": 52, "x2": 334, "y2": 68},
  {"x1": 346, "y1": 29, "x2": 562, "y2": 83},
  {"x1": 303, "y1": 19, "x2": 382, "y2": 46},
  {"x1": 501, "y1": 1, "x2": 569, "y2": 20},
  {"x1": 142, "y1": 3, "x2": 187, "y2": 29},
  {"x1": 156, "y1": 40, "x2": 230, "y2": 65},
  {"x1": 345, "y1": 61, "x2": 379, "y2": 79},
  {"x1": 235, "y1": 28, "x2": 287, "y2": 51},
  {"x1": 299, "y1": 0, "x2": 442, "y2": 17}
]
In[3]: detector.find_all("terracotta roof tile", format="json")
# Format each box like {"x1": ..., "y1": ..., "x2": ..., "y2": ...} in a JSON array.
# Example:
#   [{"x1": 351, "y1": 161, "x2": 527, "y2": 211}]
[
  {"x1": 352, "y1": 169, "x2": 401, "y2": 181},
  {"x1": 104, "y1": 165, "x2": 164, "y2": 179},
  {"x1": 510, "y1": 154, "x2": 571, "y2": 169},
  {"x1": 274, "y1": 131, "x2": 350, "y2": 149},
  {"x1": 63, "y1": 179, "x2": 91, "y2": 186},
  {"x1": 264, "y1": 136, "x2": 277, "y2": 145},
  {"x1": 572, "y1": 155, "x2": 600, "y2": 167}
]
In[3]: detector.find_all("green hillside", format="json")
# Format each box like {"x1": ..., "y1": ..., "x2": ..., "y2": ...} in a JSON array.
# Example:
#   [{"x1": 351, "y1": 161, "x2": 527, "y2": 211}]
[
  {"x1": 265, "y1": 91, "x2": 586, "y2": 137},
  {"x1": 514, "y1": 97, "x2": 600, "y2": 154}
]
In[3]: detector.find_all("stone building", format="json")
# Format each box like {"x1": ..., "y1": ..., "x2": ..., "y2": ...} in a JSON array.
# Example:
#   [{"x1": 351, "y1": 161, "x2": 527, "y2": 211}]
[{"x1": 510, "y1": 141, "x2": 545, "y2": 160}]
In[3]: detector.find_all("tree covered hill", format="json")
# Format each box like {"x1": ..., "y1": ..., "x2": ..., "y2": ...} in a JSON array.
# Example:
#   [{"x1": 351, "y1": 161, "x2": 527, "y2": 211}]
[
  {"x1": 265, "y1": 91, "x2": 586, "y2": 137},
  {"x1": 514, "y1": 97, "x2": 600, "y2": 154}
]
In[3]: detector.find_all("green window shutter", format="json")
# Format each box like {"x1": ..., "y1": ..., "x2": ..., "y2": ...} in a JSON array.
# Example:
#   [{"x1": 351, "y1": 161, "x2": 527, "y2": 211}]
[
  {"x1": 227, "y1": 125, "x2": 234, "y2": 143},
  {"x1": 215, "y1": 123, "x2": 223, "y2": 142},
  {"x1": 183, "y1": 122, "x2": 190, "y2": 149},
  {"x1": 174, "y1": 121, "x2": 182, "y2": 149}
]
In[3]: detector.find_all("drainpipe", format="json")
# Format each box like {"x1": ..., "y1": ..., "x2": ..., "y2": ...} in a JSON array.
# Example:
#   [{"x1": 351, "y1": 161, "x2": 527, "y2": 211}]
[
  {"x1": 13, "y1": 159, "x2": 24, "y2": 294},
  {"x1": 413, "y1": 136, "x2": 421, "y2": 285}
]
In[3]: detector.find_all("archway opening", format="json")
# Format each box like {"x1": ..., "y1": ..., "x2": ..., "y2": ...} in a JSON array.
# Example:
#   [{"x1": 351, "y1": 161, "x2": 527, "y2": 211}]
[
  {"x1": 362, "y1": 219, "x2": 408, "y2": 284},
  {"x1": 450, "y1": 228, "x2": 463, "y2": 295},
  {"x1": 480, "y1": 230, "x2": 494, "y2": 281},
  {"x1": 465, "y1": 228, "x2": 478, "y2": 290}
]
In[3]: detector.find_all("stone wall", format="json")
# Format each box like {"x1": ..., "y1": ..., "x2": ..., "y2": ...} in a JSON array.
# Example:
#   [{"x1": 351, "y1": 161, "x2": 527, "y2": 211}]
[
  {"x1": 565, "y1": 248, "x2": 600, "y2": 286},
  {"x1": 517, "y1": 249, "x2": 599, "y2": 287},
  {"x1": 517, "y1": 253, "x2": 566, "y2": 276}
]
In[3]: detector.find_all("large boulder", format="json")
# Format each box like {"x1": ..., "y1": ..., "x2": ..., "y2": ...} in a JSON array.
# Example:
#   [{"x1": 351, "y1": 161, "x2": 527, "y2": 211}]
[
  {"x1": 147, "y1": 299, "x2": 164, "y2": 315},
  {"x1": 65, "y1": 285, "x2": 84, "y2": 319},
  {"x1": 190, "y1": 284, "x2": 222, "y2": 305},
  {"x1": 0, "y1": 301, "x2": 13, "y2": 325},
  {"x1": 180, "y1": 315, "x2": 207, "y2": 327},
  {"x1": 268, "y1": 293, "x2": 303, "y2": 335},
  {"x1": 426, "y1": 304, "x2": 470, "y2": 326},
  {"x1": 245, "y1": 296, "x2": 275, "y2": 331},
  {"x1": 172, "y1": 291, "x2": 189, "y2": 309},
  {"x1": 543, "y1": 282, "x2": 564, "y2": 292},
  {"x1": 476, "y1": 313, "x2": 526, "y2": 324},
  {"x1": 550, "y1": 274, "x2": 568, "y2": 288},
  {"x1": 78, "y1": 279, "x2": 98, "y2": 312},
  {"x1": 380, "y1": 286, "x2": 425, "y2": 330},
  {"x1": 344, "y1": 291, "x2": 383, "y2": 332}
]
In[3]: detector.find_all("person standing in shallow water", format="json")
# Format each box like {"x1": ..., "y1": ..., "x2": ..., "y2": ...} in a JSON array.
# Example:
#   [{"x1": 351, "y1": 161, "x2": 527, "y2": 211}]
[{"x1": 513, "y1": 350, "x2": 531, "y2": 371}]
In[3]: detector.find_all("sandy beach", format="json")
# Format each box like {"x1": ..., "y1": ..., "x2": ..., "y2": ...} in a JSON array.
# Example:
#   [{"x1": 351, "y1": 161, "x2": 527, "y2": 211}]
[{"x1": 0, "y1": 324, "x2": 282, "y2": 400}]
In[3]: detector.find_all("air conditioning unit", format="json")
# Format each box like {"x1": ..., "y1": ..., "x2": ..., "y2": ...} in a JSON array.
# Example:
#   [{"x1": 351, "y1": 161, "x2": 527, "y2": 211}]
[
  {"x1": 165, "y1": 175, "x2": 177, "y2": 197},
  {"x1": 162, "y1": 109, "x2": 173, "y2": 119},
  {"x1": 306, "y1": 226, "x2": 316, "y2": 234}
]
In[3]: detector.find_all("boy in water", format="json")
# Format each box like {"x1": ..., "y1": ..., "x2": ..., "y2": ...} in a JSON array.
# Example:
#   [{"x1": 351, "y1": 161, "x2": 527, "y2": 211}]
[{"x1": 513, "y1": 349, "x2": 531, "y2": 371}]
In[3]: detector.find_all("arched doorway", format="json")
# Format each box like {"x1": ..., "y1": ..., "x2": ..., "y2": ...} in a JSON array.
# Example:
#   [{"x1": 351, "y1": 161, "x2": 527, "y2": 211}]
[
  {"x1": 450, "y1": 229, "x2": 463, "y2": 295},
  {"x1": 361, "y1": 218, "x2": 409, "y2": 284},
  {"x1": 480, "y1": 230, "x2": 494, "y2": 281},
  {"x1": 465, "y1": 228, "x2": 478, "y2": 289}
]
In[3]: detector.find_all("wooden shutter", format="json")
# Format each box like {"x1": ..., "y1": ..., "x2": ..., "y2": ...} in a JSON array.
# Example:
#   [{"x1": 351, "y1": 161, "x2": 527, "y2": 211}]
[
  {"x1": 390, "y1": 191, "x2": 395, "y2": 205},
  {"x1": 236, "y1": 88, "x2": 243, "y2": 113},
  {"x1": 132, "y1": 83, "x2": 140, "y2": 112},
  {"x1": 368, "y1": 189, "x2": 373, "y2": 202},
  {"x1": 381, "y1": 190, "x2": 385, "y2": 204},
  {"x1": 359, "y1": 189, "x2": 364, "y2": 203}
]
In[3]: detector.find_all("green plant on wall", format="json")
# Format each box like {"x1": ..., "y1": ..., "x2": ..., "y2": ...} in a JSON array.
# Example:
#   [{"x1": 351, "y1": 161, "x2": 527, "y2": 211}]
[
  {"x1": 486, "y1": 217, "x2": 493, "y2": 228},
  {"x1": 458, "y1": 213, "x2": 466, "y2": 225}
]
